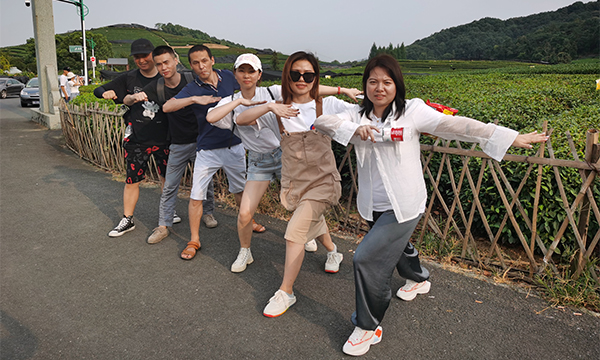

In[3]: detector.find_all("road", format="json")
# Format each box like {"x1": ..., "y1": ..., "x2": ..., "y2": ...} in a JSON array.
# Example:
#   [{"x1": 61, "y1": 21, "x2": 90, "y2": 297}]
[{"x1": 1, "y1": 97, "x2": 598, "y2": 359}]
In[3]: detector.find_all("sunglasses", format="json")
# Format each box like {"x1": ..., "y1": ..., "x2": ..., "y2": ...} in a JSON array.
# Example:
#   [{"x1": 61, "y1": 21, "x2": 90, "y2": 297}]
[{"x1": 290, "y1": 70, "x2": 316, "y2": 83}]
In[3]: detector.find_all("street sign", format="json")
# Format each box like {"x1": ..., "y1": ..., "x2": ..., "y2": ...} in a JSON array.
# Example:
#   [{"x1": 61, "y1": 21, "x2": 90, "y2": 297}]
[
  {"x1": 69, "y1": 45, "x2": 83, "y2": 53},
  {"x1": 90, "y1": 56, "x2": 96, "y2": 63}
]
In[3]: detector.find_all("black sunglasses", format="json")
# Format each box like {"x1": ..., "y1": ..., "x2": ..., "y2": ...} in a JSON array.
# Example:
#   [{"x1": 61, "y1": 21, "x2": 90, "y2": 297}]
[{"x1": 290, "y1": 70, "x2": 316, "y2": 83}]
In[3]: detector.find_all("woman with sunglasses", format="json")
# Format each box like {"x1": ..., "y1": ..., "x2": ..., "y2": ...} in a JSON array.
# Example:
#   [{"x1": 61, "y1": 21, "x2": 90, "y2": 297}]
[
  {"x1": 236, "y1": 51, "x2": 359, "y2": 318},
  {"x1": 206, "y1": 53, "x2": 361, "y2": 274},
  {"x1": 314, "y1": 54, "x2": 548, "y2": 356}
]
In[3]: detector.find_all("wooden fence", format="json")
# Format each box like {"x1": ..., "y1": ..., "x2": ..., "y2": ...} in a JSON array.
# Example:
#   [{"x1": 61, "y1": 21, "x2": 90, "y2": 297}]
[{"x1": 59, "y1": 103, "x2": 599, "y2": 281}]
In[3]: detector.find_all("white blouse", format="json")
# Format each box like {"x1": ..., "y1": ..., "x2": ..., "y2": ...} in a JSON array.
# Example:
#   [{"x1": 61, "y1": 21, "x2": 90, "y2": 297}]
[{"x1": 314, "y1": 98, "x2": 518, "y2": 223}]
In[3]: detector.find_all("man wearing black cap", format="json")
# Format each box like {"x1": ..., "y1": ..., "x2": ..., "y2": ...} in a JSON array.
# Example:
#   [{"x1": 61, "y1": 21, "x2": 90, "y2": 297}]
[
  {"x1": 93, "y1": 39, "x2": 171, "y2": 238},
  {"x1": 59, "y1": 66, "x2": 71, "y2": 101}
]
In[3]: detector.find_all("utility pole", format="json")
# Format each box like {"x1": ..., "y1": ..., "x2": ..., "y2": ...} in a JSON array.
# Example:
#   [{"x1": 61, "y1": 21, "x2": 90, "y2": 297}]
[{"x1": 56, "y1": 1, "x2": 88, "y2": 84}]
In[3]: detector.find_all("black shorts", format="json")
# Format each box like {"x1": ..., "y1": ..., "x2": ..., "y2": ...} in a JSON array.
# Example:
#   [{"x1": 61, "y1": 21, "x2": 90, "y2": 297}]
[{"x1": 124, "y1": 143, "x2": 169, "y2": 184}]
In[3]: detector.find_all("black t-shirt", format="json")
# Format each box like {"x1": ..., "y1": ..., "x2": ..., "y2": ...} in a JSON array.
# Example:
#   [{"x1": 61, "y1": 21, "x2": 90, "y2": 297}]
[
  {"x1": 125, "y1": 71, "x2": 167, "y2": 145},
  {"x1": 142, "y1": 73, "x2": 198, "y2": 144},
  {"x1": 95, "y1": 69, "x2": 160, "y2": 103},
  {"x1": 95, "y1": 69, "x2": 166, "y2": 145}
]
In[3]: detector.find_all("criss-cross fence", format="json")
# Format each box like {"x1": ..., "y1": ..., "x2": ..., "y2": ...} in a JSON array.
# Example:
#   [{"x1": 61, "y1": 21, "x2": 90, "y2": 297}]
[
  {"x1": 331, "y1": 126, "x2": 599, "y2": 281},
  {"x1": 59, "y1": 103, "x2": 599, "y2": 281}
]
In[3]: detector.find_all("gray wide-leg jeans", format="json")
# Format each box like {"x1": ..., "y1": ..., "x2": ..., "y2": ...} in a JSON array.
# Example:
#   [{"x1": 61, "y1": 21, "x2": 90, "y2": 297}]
[
  {"x1": 159, "y1": 143, "x2": 215, "y2": 227},
  {"x1": 351, "y1": 211, "x2": 428, "y2": 330}
]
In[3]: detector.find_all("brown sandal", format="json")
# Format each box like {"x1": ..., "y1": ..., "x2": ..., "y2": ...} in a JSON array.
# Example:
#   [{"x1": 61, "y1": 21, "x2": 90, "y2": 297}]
[
  {"x1": 181, "y1": 241, "x2": 200, "y2": 260},
  {"x1": 252, "y1": 219, "x2": 266, "y2": 233}
]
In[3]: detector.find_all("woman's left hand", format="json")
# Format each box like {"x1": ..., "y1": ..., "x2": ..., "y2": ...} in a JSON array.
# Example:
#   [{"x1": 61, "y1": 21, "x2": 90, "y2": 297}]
[
  {"x1": 512, "y1": 131, "x2": 549, "y2": 149},
  {"x1": 343, "y1": 88, "x2": 364, "y2": 102},
  {"x1": 354, "y1": 125, "x2": 380, "y2": 142}
]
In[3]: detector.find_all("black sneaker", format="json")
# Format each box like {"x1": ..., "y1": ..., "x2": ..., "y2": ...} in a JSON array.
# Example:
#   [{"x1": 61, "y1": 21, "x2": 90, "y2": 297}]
[{"x1": 108, "y1": 216, "x2": 135, "y2": 237}]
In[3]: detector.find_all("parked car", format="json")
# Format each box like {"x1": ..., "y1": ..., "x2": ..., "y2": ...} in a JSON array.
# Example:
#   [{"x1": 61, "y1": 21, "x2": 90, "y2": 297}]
[
  {"x1": 0, "y1": 78, "x2": 25, "y2": 99},
  {"x1": 20, "y1": 77, "x2": 40, "y2": 107}
]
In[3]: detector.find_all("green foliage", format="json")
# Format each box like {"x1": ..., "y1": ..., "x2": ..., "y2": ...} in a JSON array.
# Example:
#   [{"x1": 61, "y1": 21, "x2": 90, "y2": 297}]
[
  {"x1": 54, "y1": 31, "x2": 113, "y2": 74},
  {"x1": 405, "y1": 1, "x2": 599, "y2": 62}
]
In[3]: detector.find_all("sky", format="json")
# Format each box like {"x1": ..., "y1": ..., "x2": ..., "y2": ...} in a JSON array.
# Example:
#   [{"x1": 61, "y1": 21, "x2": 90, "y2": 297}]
[{"x1": 0, "y1": 0, "x2": 588, "y2": 62}]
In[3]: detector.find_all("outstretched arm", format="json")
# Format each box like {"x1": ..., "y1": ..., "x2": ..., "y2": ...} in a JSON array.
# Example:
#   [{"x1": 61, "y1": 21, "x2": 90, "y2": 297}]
[
  {"x1": 163, "y1": 95, "x2": 221, "y2": 113},
  {"x1": 319, "y1": 85, "x2": 363, "y2": 102},
  {"x1": 236, "y1": 103, "x2": 299, "y2": 126},
  {"x1": 206, "y1": 98, "x2": 266, "y2": 123}
]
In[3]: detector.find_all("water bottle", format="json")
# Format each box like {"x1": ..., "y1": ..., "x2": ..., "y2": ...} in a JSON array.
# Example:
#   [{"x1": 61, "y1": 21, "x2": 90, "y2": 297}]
[{"x1": 380, "y1": 127, "x2": 413, "y2": 142}]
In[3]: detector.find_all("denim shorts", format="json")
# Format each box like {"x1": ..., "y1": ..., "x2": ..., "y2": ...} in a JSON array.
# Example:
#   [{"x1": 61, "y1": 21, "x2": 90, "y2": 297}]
[{"x1": 247, "y1": 147, "x2": 282, "y2": 182}]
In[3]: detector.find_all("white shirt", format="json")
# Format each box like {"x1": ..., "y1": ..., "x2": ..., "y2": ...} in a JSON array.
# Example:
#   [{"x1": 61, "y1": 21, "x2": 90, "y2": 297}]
[
  {"x1": 68, "y1": 79, "x2": 80, "y2": 95},
  {"x1": 59, "y1": 74, "x2": 70, "y2": 98},
  {"x1": 274, "y1": 96, "x2": 358, "y2": 133},
  {"x1": 208, "y1": 85, "x2": 282, "y2": 153},
  {"x1": 314, "y1": 98, "x2": 518, "y2": 223}
]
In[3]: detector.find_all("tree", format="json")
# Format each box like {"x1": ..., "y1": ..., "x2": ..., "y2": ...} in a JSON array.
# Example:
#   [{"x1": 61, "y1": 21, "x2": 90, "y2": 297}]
[
  {"x1": 271, "y1": 51, "x2": 279, "y2": 71},
  {"x1": 368, "y1": 42, "x2": 378, "y2": 59},
  {"x1": 55, "y1": 31, "x2": 113, "y2": 74},
  {"x1": 0, "y1": 53, "x2": 10, "y2": 73},
  {"x1": 398, "y1": 42, "x2": 406, "y2": 60}
]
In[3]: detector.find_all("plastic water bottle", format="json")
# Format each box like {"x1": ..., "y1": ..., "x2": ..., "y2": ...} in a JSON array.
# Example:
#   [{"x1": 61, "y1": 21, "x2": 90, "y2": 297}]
[{"x1": 381, "y1": 127, "x2": 413, "y2": 142}]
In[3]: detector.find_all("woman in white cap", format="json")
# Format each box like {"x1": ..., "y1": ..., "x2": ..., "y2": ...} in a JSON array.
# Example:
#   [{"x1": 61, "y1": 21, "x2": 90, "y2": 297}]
[
  {"x1": 232, "y1": 51, "x2": 360, "y2": 318},
  {"x1": 67, "y1": 72, "x2": 82, "y2": 101},
  {"x1": 206, "y1": 53, "x2": 360, "y2": 277}
]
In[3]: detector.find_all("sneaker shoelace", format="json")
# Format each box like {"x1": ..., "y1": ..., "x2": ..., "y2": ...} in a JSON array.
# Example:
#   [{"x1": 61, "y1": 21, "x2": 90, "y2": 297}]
[
  {"x1": 115, "y1": 217, "x2": 131, "y2": 231},
  {"x1": 347, "y1": 327, "x2": 373, "y2": 345},
  {"x1": 326, "y1": 252, "x2": 338, "y2": 265},
  {"x1": 235, "y1": 249, "x2": 249, "y2": 264}
]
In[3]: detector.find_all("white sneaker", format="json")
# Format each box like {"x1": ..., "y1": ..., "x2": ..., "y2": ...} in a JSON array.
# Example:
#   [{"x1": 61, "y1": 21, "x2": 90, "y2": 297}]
[
  {"x1": 342, "y1": 326, "x2": 383, "y2": 356},
  {"x1": 263, "y1": 289, "x2": 296, "y2": 318},
  {"x1": 231, "y1": 248, "x2": 253, "y2": 273},
  {"x1": 304, "y1": 239, "x2": 317, "y2": 252},
  {"x1": 396, "y1": 280, "x2": 431, "y2": 301},
  {"x1": 173, "y1": 212, "x2": 181, "y2": 224},
  {"x1": 325, "y1": 252, "x2": 343, "y2": 273}
]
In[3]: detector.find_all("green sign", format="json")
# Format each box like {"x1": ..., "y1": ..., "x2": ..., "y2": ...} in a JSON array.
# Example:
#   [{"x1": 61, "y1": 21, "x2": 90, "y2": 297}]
[{"x1": 69, "y1": 45, "x2": 82, "y2": 53}]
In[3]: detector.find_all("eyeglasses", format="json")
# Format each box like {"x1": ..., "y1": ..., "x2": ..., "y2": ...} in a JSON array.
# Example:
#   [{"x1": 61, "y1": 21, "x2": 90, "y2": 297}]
[{"x1": 290, "y1": 71, "x2": 316, "y2": 83}]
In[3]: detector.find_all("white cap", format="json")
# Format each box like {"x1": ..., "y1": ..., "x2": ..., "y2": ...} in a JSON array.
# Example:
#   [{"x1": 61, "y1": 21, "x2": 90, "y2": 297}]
[
  {"x1": 234, "y1": 53, "x2": 262, "y2": 71},
  {"x1": 67, "y1": 72, "x2": 76, "y2": 79}
]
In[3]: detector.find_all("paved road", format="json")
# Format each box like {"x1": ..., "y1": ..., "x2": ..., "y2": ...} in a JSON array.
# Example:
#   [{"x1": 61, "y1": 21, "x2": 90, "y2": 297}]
[{"x1": 1, "y1": 97, "x2": 598, "y2": 359}]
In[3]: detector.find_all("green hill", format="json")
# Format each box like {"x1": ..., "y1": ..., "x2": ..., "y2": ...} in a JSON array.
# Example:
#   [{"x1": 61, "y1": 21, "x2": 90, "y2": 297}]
[{"x1": 404, "y1": 0, "x2": 599, "y2": 63}]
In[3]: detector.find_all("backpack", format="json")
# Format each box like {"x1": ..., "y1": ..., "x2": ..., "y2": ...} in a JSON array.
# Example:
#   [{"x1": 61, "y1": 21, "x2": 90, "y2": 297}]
[{"x1": 156, "y1": 71, "x2": 195, "y2": 105}]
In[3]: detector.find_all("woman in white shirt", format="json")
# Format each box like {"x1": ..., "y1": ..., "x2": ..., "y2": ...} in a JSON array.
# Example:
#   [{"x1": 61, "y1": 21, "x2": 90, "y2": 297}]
[
  {"x1": 207, "y1": 54, "x2": 361, "y2": 275},
  {"x1": 236, "y1": 51, "x2": 357, "y2": 318},
  {"x1": 314, "y1": 54, "x2": 548, "y2": 356},
  {"x1": 67, "y1": 72, "x2": 82, "y2": 101}
]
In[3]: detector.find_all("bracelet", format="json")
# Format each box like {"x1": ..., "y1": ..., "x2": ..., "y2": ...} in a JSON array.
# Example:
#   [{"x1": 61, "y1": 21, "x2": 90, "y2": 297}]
[{"x1": 337, "y1": 86, "x2": 341, "y2": 95}]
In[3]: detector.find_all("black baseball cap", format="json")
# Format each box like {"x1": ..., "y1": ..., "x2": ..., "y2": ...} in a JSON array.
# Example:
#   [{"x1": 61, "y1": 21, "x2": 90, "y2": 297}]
[
  {"x1": 63, "y1": 66, "x2": 71, "y2": 71},
  {"x1": 130, "y1": 38, "x2": 155, "y2": 56}
]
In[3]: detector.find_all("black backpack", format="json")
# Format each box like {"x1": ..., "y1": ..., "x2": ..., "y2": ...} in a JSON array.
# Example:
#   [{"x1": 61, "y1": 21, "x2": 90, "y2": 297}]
[{"x1": 156, "y1": 71, "x2": 195, "y2": 105}]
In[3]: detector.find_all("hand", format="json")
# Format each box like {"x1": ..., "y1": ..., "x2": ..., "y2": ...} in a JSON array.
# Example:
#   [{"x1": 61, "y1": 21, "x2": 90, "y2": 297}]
[
  {"x1": 354, "y1": 125, "x2": 380, "y2": 142},
  {"x1": 240, "y1": 99, "x2": 267, "y2": 107},
  {"x1": 193, "y1": 96, "x2": 221, "y2": 105},
  {"x1": 269, "y1": 103, "x2": 299, "y2": 119},
  {"x1": 131, "y1": 92, "x2": 148, "y2": 103},
  {"x1": 102, "y1": 90, "x2": 117, "y2": 100},
  {"x1": 343, "y1": 88, "x2": 364, "y2": 102},
  {"x1": 512, "y1": 131, "x2": 549, "y2": 149}
]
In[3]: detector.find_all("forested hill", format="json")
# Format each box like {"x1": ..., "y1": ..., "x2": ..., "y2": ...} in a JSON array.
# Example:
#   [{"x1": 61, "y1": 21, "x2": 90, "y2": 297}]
[{"x1": 405, "y1": 1, "x2": 599, "y2": 63}]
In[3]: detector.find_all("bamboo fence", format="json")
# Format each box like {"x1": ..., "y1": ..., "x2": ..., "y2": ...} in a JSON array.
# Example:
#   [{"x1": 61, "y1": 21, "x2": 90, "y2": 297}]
[{"x1": 59, "y1": 103, "x2": 599, "y2": 281}]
